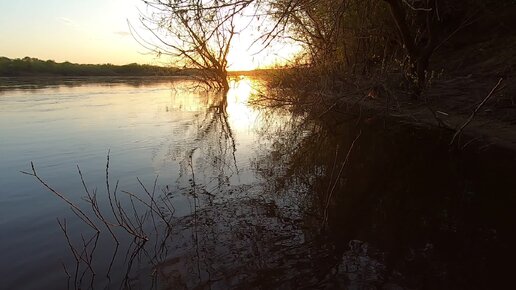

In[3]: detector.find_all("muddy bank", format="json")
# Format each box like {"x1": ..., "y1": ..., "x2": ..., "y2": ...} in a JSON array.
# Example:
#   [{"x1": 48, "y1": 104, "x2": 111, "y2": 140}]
[
  {"x1": 325, "y1": 78, "x2": 516, "y2": 152},
  {"x1": 259, "y1": 70, "x2": 516, "y2": 152}
]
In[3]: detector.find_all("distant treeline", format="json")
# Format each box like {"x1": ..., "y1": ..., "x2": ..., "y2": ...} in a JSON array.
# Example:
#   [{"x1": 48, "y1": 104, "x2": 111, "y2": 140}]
[{"x1": 0, "y1": 57, "x2": 195, "y2": 77}]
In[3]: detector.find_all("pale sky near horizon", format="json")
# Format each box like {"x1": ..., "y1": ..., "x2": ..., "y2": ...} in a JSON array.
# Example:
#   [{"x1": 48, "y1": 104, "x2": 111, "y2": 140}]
[{"x1": 0, "y1": 0, "x2": 300, "y2": 70}]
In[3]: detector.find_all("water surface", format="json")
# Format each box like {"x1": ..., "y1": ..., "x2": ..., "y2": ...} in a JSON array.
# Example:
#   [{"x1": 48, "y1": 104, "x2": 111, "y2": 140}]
[
  {"x1": 1, "y1": 77, "x2": 515, "y2": 289},
  {"x1": 0, "y1": 77, "x2": 274, "y2": 289}
]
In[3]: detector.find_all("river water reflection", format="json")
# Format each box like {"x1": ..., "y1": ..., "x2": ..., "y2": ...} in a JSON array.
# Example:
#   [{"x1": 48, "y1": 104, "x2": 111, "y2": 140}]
[
  {"x1": 0, "y1": 77, "x2": 275, "y2": 289},
  {"x1": 1, "y1": 77, "x2": 515, "y2": 289}
]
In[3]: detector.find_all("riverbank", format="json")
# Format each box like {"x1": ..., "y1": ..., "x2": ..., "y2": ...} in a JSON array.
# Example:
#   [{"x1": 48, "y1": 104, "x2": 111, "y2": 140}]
[{"x1": 328, "y1": 75, "x2": 516, "y2": 151}]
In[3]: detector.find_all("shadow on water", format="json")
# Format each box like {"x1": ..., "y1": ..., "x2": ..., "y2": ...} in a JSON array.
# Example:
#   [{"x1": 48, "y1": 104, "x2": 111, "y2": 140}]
[
  {"x1": 152, "y1": 83, "x2": 516, "y2": 289},
  {"x1": 17, "y1": 77, "x2": 516, "y2": 289},
  {"x1": 247, "y1": 107, "x2": 516, "y2": 289}
]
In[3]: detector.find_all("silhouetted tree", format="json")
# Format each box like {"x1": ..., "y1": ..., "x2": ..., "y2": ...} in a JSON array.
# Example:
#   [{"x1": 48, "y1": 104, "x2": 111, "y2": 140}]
[{"x1": 136, "y1": 0, "x2": 257, "y2": 91}]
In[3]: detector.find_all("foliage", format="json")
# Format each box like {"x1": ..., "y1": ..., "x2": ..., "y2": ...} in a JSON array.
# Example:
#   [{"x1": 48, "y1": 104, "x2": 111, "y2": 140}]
[
  {"x1": 0, "y1": 56, "x2": 185, "y2": 77},
  {"x1": 266, "y1": 0, "x2": 394, "y2": 72},
  {"x1": 261, "y1": 0, "x2": 507, "y2": 97}
]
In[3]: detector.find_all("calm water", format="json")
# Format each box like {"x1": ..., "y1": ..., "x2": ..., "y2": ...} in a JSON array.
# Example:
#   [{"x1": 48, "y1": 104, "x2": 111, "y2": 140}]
[
  {"x1": 0, "y1": 77, "x2": 277, "y2": 289},
  {"x1": 1, "y1": 77, "x2": 516, "y2": 289}
]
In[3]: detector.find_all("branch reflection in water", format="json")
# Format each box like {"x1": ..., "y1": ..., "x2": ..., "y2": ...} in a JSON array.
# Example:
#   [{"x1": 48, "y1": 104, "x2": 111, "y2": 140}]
[
  {"x1": 156, "y1": 81, "x2": 365, "y2": 289},
  {"x1": 25, "y1": 77, "x2": 324, "y2": 289}
]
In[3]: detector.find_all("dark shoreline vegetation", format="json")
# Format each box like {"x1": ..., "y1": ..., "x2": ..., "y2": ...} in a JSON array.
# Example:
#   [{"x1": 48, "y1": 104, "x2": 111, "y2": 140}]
[
  {"x1": 259, "y1": 0, "x2": 516, "y2": 150},
  {"x1": 0, "y1": 56, "x2": 196, "y2": 77}
]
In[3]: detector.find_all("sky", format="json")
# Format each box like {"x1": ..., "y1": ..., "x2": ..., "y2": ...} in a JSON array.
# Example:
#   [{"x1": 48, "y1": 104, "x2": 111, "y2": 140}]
[{"x1": 0, "y1": 0, "x2": 300, "y2": 70}]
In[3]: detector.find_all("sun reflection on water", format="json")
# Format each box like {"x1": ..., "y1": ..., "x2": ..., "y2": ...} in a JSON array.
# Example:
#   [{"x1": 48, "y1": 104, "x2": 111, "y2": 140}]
[{"x1": 226, "y1": 77, "x2": 262, "y2": 132}]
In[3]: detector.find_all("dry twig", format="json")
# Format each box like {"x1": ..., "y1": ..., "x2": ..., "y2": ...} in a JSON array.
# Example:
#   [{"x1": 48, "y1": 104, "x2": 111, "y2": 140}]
[{"x1": 450, "y1": 78, "x2": 503, "y2": 146}]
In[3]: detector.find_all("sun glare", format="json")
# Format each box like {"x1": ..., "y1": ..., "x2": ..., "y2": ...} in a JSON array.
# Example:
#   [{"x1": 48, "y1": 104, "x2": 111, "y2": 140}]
[
  {"x1": 226, "y1": 47, "x2": 257, "y2": 71},
  {"x1": 226, "y1": 78, "x2": 260, "y2": 130},
  {"x1": 226, "y1": 33, "x2": 304, "y2": 71}
]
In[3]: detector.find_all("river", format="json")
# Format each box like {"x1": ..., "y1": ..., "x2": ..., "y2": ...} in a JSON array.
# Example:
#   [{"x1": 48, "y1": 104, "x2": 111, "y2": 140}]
[{"x1": 1, "y1": 76, "x2": 515, "y2": 289}]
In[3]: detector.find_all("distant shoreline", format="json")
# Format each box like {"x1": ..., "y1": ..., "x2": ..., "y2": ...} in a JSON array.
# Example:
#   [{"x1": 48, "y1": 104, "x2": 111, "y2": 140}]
[
  {"x1": 0, "y1": 75, "x2": 189, "y2": 80},
  {"x1": 0, "y1": 56, "x2": 278, "y2": 78},
  {"x1": 0, "y1": 56, "x2": 195, "y2": 77}
]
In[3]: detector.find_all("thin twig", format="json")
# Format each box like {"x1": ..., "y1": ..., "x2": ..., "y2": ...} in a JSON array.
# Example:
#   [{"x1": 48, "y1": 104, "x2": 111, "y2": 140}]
[
  {"x1": 450, "y1": 78, "x2": 503, "y2": 146},
  {"x1": 22, "y1": 163, "x2": 99, "y2": 232},
  {"x1": 323, "y1": 130, "x2": 362, "y2": 226}
]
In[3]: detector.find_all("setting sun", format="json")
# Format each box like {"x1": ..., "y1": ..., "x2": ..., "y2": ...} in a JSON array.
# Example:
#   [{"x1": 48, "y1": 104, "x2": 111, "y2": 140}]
[
  {"x1": 226, "y1": 31, "x2": 303, "y2": 71},
  {"x1": 226, "y1": 47, "x2": 257, "y2": 71}
]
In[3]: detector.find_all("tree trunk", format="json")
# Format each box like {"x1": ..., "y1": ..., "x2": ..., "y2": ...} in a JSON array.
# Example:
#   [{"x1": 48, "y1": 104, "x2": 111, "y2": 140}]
[
  {"x1": 413, "y1": 56, "x2": 429, "y2": 98},
  {"x1": 221, "y1": 76, "x2": 230, "y2": 92},
  {"x1": 383, "y1": 0, "x2": 437, "y2": 99}
]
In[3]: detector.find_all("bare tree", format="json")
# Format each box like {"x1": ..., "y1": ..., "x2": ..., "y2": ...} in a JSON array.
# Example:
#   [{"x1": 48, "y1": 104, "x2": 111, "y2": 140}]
[{"x1": 134, "y1": 0, "x2": 257, "y2": 91}]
